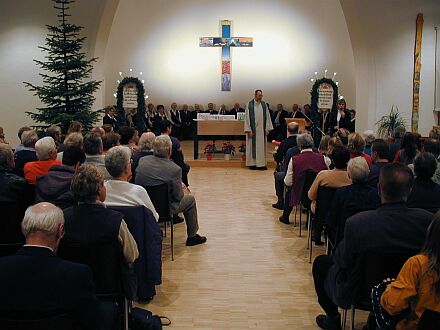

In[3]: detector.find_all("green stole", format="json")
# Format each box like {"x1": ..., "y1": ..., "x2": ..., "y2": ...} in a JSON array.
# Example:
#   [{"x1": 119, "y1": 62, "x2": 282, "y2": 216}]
[{"x1": 248, "y1": 100, "x2": 267, "y2": 159}]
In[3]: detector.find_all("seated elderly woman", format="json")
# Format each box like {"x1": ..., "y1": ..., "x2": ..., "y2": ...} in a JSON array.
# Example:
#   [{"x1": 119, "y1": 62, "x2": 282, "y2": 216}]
[
  {"x1": 407, "y1": 152, "x2": 440, "y2": 213},
  {"x1": 326, "y1": 156, "x2": 380, "y2": 245},
  {"x1": 62, "y1": 164, "x2": 139, "y2": 264},
  {"x1": 131, "y1": 132, "x2": 155, "y2": 183},
  {"x1": 347, "y1": 132, "x2": 372, "y2": 167},
  {"x1": 104, "y1": 145, "x2": 158, "y2": 221},
  {"x1": 362, "y1": 130, "x2": 376, "y2": 156},
  {"x1": 308, "y1": 145, "x2": 352, "y2": 244},
  {"x1": 14, "y1": 129, "x2": 38, "y2": 177}
]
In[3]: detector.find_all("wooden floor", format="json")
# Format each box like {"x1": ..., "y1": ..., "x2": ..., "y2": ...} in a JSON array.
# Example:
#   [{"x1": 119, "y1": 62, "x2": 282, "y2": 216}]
[{"x1": 135, "y1": 167, "x2": 368, "y2": 329}]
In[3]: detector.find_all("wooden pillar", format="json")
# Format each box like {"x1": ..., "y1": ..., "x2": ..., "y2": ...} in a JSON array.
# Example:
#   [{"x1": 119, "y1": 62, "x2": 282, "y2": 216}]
[{"x1": 411, "y1": 13, "x2": 424, "y2": 133}]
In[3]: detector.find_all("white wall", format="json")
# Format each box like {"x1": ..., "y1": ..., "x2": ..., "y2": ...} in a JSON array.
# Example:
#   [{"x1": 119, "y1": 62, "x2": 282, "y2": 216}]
[{"x1": 104, "y1": 0, "x2": 356, "y2": 112}]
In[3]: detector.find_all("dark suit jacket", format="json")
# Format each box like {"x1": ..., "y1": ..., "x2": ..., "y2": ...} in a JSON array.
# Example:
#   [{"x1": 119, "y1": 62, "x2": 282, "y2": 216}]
[
  {"x1": 291, "y1": 111, "x2": 305, "y2": 119},
  {"x1": 272, "y1": 110, "x2": 289, "y2": 127},
  {"x1": 0, "y1": 246, "x2": 105, "y2": 329},
  {"x1": 325, "y1": 203, "x2": 433, "y2": 308},
  {"x1": 229, "y1": 108, "x2": 245, "y2": 118},
  {"x1": 329, "y1": 109, "x2": 351, "y2": 135},
  {"x1": 407, "y1": 178, "x2": 440, "y2": 213},
  {"x1": 103, "y1": 114, "x2": 118, "y2": 132},
  {"x1": 274, "y1": 135, "x2": 297, "y2": 164}
]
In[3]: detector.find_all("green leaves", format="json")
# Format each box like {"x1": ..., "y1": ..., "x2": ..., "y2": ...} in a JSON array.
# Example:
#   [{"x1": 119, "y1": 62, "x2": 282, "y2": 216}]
[{"x1": 376, "y1": 105, "x2": 407, "y2": 138}]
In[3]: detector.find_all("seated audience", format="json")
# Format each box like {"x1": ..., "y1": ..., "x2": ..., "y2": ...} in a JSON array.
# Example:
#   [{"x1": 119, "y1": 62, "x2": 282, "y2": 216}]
[
  {"x1": 0, "y1": 202, "x2": 117, "y2": 330},
  {"x1": 63, "y1": 164, "x2": 139, "y2": 264},
  {"x1": 393, "y1": 132, "x2": 419, "y2": 165},
  {"x1": 312, "y1": 163, "x2": 433, "y2": 330},
  {"x1": 104, "y1": 146, "x2": 158, "y2": 221},
  {"x1": 131, "y1": 132, "x2": 155, "y2": 183},
  {"x1": 14, "y1": 126, "x2": 32, "y2": 153},
  {"x1": 35, "y1": 146, "x2": 86, "y2": 209},
  {"x1": 46, "y1": 124, "x2": 64, "y2": 152},
  {"x1": 328, "y1": 136, "x2": 343, "y2": 155},
  {"x1": 24, "y1": 136, "x2": 62, "y2": 184},
  {"x1": 347, "y1": 132, "x2": 372, "y2": 167},
  {"x1": 407, "y1": 153, "x2": 440, "y2": 213},
  {"x1": 135, "y1": 135, "x2": 206, "y2": 246},
  {"x1": 326, "y1": 157, "x2": 380, "y2": 245},
  {"x1": 0, "y1": 143, "x2": 28, "y2": 203},
  {"x1": 380, "y1": 210, "x2": 440, "y2": 330},
  {"x1": 57, "y1": 132, "x2": 83, "y2": 160},
  {"x1": 429, "y1": 127, "x2": 440, "y2": 140},
  {"x1": 318, "y1": 135, "x2": 332, "y2": 168},
  {"x1": 102, "y1": 131, "x2": 120, "y2": 153},
  {"x1": 281, "y1": 133, "x2": 327, "y2": 224},
  {"x1": 66, "y1": 120, "x2": 83, "y2": 135},
  {"x1": 362, "y1": 130, "x2": 376, "y2": 156},
  {"x1": 0, "y1": 126, "x2": 8, "y2": 144},
  {"x1": 367, "y1": 138, "x2": 389, "y2": 187},
  {"x1": 119, "y1": 126, "x2": 140, "y2": 154},
  {"x1": 91, "y1": 126, "x2": 105, "y2": 137},
  {"x1": 308, "y1": 145, "x2": 352, "y2": 243},
  {"x1": 14, "y1": 129, "x2": 38, "y2": 177},
  {"x1": 387, "y1": 126, "x2": 406, "y2": 161},
  {"x1": 83, "y1": 132, "x2": 111, "y2": 180},
  {"x1": 422, "y1": 138, "x2": 440, "y2": 184}
]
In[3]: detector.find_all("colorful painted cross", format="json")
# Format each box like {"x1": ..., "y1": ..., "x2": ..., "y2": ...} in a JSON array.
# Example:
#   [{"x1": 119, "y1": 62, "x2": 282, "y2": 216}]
[{"x1": 200, "y1": 20, "x2": 253, "y2": 91}]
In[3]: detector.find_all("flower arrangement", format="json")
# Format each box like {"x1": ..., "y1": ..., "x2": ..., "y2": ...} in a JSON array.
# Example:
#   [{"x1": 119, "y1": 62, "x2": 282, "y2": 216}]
[
  {"x1": 222, "y1": 141, "x2": 235, "y2": 155},
  {"x1": 204, "y1": 142, "x2": 216, "y2": 154},
  {"x1": 239, "y1": 142, "x2": 246, "y2": 153}
]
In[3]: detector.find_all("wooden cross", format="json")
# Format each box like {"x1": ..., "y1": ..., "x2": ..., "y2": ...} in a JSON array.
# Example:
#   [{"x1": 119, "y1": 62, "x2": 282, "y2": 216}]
[{"x1": 200, "y1": 20, "x2": 253, "y2": 91}]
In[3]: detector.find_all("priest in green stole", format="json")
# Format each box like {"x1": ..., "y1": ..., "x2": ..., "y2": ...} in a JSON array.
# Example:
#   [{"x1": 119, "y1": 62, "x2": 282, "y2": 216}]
[{"x1": 244, "y1": 90, "x2": 273, "y2": 169}]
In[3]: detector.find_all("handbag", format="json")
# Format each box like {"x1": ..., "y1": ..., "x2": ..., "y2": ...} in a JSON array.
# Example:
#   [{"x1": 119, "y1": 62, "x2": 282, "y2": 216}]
[{"x1": 129, "y1": 307, "x2": 171, "y2": 330}]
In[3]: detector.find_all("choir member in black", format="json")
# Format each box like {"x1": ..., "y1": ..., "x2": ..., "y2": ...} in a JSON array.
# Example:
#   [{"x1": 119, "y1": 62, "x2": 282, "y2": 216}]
[
  {"x1": 206, "y1": 102, "x2": 218, "y2": 115},
  {"x1": 290, "y1": 104, "x2": 305, "y2": 119},
  {"x1": 180, "y1": 104, "x2": 193, "y2": 140},
  {"x1": 329, "y1": 98, "x2": 352, "y2": 136},
  {"x1": 152, "y1": 104, "x2": 168, "y2": 135},
  {"x1": 269, "y1": 103, "x2": 289, "y2": 141},
  {"x1": 169, "y1": 102, "x2": 182, "y2": 140},
  {"x1": 102, "y1": 106, "x2": 119, "y2": 132},
  {"x1": 144, "y1": 103, "x2": 156, "y2": 131},
  {"x1": 229, "y1": 102, "x2": 245, "y2": 118}
]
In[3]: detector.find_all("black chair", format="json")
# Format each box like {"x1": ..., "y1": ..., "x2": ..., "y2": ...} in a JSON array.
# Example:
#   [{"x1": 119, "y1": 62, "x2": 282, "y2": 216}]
[
  {"x1": 308, "y1": 186, "x2": 336, "y2": 263},
  {"x1": 57, "y1": 240, "x2": 130, "y2": 330},
  {"x1": 342, "y1": 248, "x2": 418, "y2": 330},
  {"x1": 295, "y1": 170, "x2": 318, "y2": 237},
  {"x1": 418, "y1": 309, "x2": 440, "y2": 330},
  {"x1": 0, "y1": 313, "x2": 78, "y2": 330},
  {"x1": 0, "y1": 201, "x2": 26, "y2": 256},
  {"x1": 142, "y1": 183, "x2": 174, "y2": 261},
  {"x1": 331, "y1": 207, "x2": 364, "y2": 253}
]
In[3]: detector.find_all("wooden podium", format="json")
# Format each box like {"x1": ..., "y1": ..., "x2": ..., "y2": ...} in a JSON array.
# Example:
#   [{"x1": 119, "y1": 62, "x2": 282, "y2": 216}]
[{"x1": 285, "y1": 118, "x2": 307, "y2": 131}]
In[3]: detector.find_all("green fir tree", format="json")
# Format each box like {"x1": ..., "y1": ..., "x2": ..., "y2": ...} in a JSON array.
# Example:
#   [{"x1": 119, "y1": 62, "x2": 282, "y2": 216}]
[{"x1": 24, "y1": 0, "x2": 102, "y2": 134}]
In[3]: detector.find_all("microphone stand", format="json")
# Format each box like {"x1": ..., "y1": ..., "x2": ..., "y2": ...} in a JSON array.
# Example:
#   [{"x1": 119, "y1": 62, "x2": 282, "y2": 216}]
[{"x1": 301, "y1": 111, "x2": 326, "y2": 136}]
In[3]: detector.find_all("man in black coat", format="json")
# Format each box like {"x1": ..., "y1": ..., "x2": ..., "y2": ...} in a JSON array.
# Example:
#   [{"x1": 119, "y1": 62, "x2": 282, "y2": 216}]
[
  {"x1": 312, "y1": 163, "x2": 433, "y2": 330},
  {"x1": 229, "y1": 102, "x2": 245, "y2": 118},
  {"x1": 0, "y1": 202, "x2": 117, "y2": 329},
  {"x1": 269, "y1": 103, "x2": 289, "y2": 141}
]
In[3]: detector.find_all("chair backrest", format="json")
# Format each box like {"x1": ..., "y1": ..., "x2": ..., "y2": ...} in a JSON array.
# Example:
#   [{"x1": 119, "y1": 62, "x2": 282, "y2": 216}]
[
  {"x1": 315, "y1": 186, "x2": 336, "y2": 221},
  {"x1": 300, "y1": 170, "x2": 318, "y2": 207},
  {"x1": 417, "y1": 309, "x2": 440, "y2": 330},
  {"x1": 335, "y1": 207, "x2": 364, "y2": 247},
  {"x1": 142, "y1": 183, "x2": 172, "y2": 222},
  {"x1": 0, "y1": 313, "x2": 78, "y2": 330},
  {"x1": 0, "y1": 201, "x2": 26, "y2": 245}
]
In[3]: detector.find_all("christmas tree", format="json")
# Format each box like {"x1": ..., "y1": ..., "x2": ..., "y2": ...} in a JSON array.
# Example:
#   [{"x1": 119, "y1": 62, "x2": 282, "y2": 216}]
[{"x1": 24, "y1": 0, "x2": 101, "y2": 134}]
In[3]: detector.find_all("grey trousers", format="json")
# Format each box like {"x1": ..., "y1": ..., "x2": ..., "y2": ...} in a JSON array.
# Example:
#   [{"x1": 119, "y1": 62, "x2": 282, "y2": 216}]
[{"x1": 176, "y1": 194, "x2": 199, "y2": 238}]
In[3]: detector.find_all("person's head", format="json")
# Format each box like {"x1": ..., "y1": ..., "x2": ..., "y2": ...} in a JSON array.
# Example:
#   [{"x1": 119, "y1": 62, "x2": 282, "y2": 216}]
[
  {"x1": 401, "y1": 132, "x2": 418, "y2": 159},
  {"x1": 414, "y1": 152, "x2": 437, "y2": 180},
  {"x1": 118, "y1": 126, "x2": 137, "y2": 145},
  {"x1": 46, "y1": 125, "x2": 62, "y2": 142},
  {"x1": 35, "y1": 137, "x2": 57, "y2": 161},
  {"x1": 64, "y1": 132, "x2": 83, "y2": 150},
  {"x1": 254, "y1": 89, "x2": 263, "y2": 102},
  {"x1": 378, "y1": 163, "x2": 414, "y2": 203},
  {"x1": 349, "y1": 110, "x2": 356, "y2": 120},
  {"x1": 292, "y1": 104, "x2": 299, "y2": 112},
  {"x1": 337, "y1": 99, "x2": 346, "y2": 111},
  {"x1": 157, "y1": 104, "x2": 165, "y2": 114},
  {"x1": 328, "y1": 136, "x2": 342, "y2": 154},
  {"x1": 21, "y1": 130, "x2": 38, "y2": 148},
  {"x1": 102, "y1": 132, "x2": 120, "y2": 152},
  {"x1": 318, "y1": 135, "x2": 331, "y2": 155},
  {"x1": 347, "y1": 133, "x2": 366, "y2": 156},
  {"x1": 71, "y1": 164, "x2": 105, "y2": 203},
  {"x1": 234, "y1": 102, "x2": 240, "y2": 109},
  {"x1": 303, "y1": 104, "x2": 311, "y2": 113},
  {"x1": 147, "y1": 103, "x2": 155, "y2": 112},
  {"x1": 83, "y1": 132, "x2": 103, "y2": 155},
  {"x1": 392, "y1": 126, "x2": 406, "y2": 140},
  {"x1": 62, "y1": 146, "x2": 86, "y2": 168},
  {"x1": 194, "y1": 104, "x2": 200, "y2": 112},
  {"x1": 138, "y1": 132, "x2": 156, "y2": 151},
  {"x1": 220, "y1": 104, "x2": 226, "y2": 111},
  {"x1": 421, "y1": 210, "x2": 440, "y2": 295},
  {"x1": 371, "y1": 139, "x2": 390, "y2": 162},
  {"x1": 347, "y1": 157, "x2": 370, "y2": 184},
  {"x1": 429, "y1": 127, "x2": 440, "y2": 140},
  {"x1": 105, "y1": 146, "x2": 132, "y2": 180},
  {"x1": 331, "y1": 145, "x2": 350, "y2": 170},
  {"x1": 67, "y1": 121, "x2": 83, "y2": 135},
  {"x1": 153, "y1": 135, "x2": 172, "y2": 158},
  {"x1": 287, "y1": 122, "x2": 299, "y2": 136},
  {"x1": 159, "y1": 120, "x2": 172, "y2": 135},
  {"x1": 296, "y1": 133, "x2": 314, "y2": 150},
  {"x1": 171, "y1": 102, "x2": 177, "y2": 111},
  {"x1": 208, "y1": 102, "x2": 214, "y2": 110},
  {"x1": 363, "y1": 130, "x2": 376, "y2": 147},
  {"x1": 0, "y1": 143, "x2": 14, "y2": 170},
  {"x1": 18, "y1": 126, "x2": 32, "y2": 142},
  {"x1": 182, "y1": 104, "x2": 189, "y2": 111},
  {"x1": 21, "y1": 202, "x2": 64, "y2": 251},
  {"x1": 423, "y1": 138, "x2": 440, "y2": 158},
  {"x1": 91, "y1": 126, "x2": 105, "y2": 138},
  {"x1": 276, "y1": 104, "x2": 283, "y2": 111},
  {"x1": 105, "y1": 106, "x2": 116, "y2": 117},
  {"x1": 102, "y1": 124, "x2": 113, "y2": 134}
]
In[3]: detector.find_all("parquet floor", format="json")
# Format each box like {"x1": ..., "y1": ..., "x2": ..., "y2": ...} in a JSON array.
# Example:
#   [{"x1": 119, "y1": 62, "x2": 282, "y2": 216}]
[{"x1": 134, "y1": 167, "x2": 368, "y2": 329}]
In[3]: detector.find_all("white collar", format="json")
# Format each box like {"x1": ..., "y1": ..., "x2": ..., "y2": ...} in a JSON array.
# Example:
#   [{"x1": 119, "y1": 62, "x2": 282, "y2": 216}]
[
  {"x1": 24, "y1": 244, "x2": 54, "y2": 252},
  {"x1": 300, "y1": 148, "x2": 313, "y2": 153}
]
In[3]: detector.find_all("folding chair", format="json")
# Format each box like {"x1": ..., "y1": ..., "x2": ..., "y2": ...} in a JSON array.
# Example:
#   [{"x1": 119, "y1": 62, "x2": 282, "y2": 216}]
[{"x1": 297, "y1": 170, "x2": 318, "y2": 237}]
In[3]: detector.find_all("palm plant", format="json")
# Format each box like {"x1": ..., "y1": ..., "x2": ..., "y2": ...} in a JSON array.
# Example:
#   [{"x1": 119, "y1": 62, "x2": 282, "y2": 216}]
[{"x1": 376, "y1": 105, "x2": 407, "y2": 138}]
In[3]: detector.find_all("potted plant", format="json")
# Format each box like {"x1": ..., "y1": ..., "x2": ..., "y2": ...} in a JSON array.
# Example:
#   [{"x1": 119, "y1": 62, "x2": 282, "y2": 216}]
[
  {"x1": 376, "y1": 105, "x2": 407, "y2": 139},
  {"x1": 222, "y1": 141, "x2": 235, "y2": 160},
  {"x1": 204, "y1": 142, "x2": 215, "y2": 160},
  {"x1": 239, "y1": 142, "x2": 246, "y2": 161}
]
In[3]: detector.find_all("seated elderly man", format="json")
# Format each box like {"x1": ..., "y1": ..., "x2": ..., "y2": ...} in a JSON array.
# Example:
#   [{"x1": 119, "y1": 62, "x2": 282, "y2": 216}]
[
  {"x1": 135, "y1": 135, "x2": 206, "y2": 246},
  {"x1": 307, "y1": 145, "x2": 352, "y2": 244},
  {"x1": 0, "y1": 143, "x2": 28, "y2": 203},
  {"x1": 312, "y1": 163, "x2": 433, "y2": 330},
  {"x1": 104, "y1": 146, "x2": 159, "y2": 221},
  {"x1": 35, "y1": 146, "x2": 86, "y2": 209},
  {"x1": 14, "y1": 129, "x2": 38, "y2": 177},
  {"x1": 63, "y1": 164, "x2": 139, "y2": 264},
  {"x1": 0, "y1": 202, "x2": 118, "y2": 329},
  {"x1": 24, "y1": 136, "x2": 62, "y2": 184},
  {"x1": 367, "y1": 139, "x2": 389, "y2": 187},
  {"x1": 83, "y1": 132, "x2": 111, "y2": 180},
  {"x1": 47, "y1": 124, "x2": 65, "y2": 152},
  {"x1": 280, "y1": 133, "x2": 327, "y2": 224},
  {"x1": 102, "y1": 132, "x2": 121, "y2": 153},
  {"x1": 326, "y1": 157, "x2": 380, "y2": 245},
  {"x1": 407, "y1": 152, "x2": 440, "y2": 213},
  {"x1": 131, "y1": 132, "x2": 155, "y2": 183}
]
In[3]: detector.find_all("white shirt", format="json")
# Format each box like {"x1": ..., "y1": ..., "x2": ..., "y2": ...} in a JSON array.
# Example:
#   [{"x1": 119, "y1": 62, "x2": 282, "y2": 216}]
[
  {"x1": 284, "y1": 148, "x2": 329, "y2": 187},
  {"x1": 104, "y1": 180, "x2": 159, "y2": 221}
]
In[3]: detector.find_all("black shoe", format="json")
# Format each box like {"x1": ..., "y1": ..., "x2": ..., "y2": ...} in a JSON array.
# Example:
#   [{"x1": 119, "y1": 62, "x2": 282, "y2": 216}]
[
  {"x1": 278, "y1": 215, "x2": 290, "y2": 224},
  {"x1": 257, "y1": 166, "x2": 268, "y2": 170},
  {"x1": 186, "y1": 234, "x2": 207, "y2": 246},
  {"x1": 249, "y1": 166, "x2": 257, "y2": 170},
  {"x1": 272, "y1": 203, "x2": 284, "y2": 210},
  {"x1": 172, "y1": 214, "x2": 184, "y2": 224},
  {"x1": 316, "y1": 314, "x2": 341, "y2": 330}
]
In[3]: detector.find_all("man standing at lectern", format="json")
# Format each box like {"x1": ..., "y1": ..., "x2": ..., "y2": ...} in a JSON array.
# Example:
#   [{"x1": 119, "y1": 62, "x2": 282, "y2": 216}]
[{"x1": 244, "y1": 90, "x2": 273, "y2": 170}]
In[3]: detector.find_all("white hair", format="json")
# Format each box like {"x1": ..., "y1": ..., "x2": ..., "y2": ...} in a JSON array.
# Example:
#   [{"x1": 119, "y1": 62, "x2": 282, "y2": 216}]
[
  {"x1": 153, "y1": 135, "x2": 172, "y2": 158},
  {"x1": 363, "y1": 130, "x2": 376, "y2": 145},
  {"x1": 21, "y1": 202, "x2": 64, "y2": 237},
  {"x1": 21, "y1": 130, "x2": 38, "y2": 148},
  {"x1": 347, "y1": 156, "x2": 370, "y2": 183},
  {"x1": 297, "y1": 133, "x2": 314, "y2": 149},
  {"x1": 138, "y1": 132, "x2": 156, "y2": 151},
  {"x1": 35, "y1": 136, "x2": 56, "y2": 160},
  {"x1": 105, "y1": 146, "x2": 131, "y2": 178}
]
